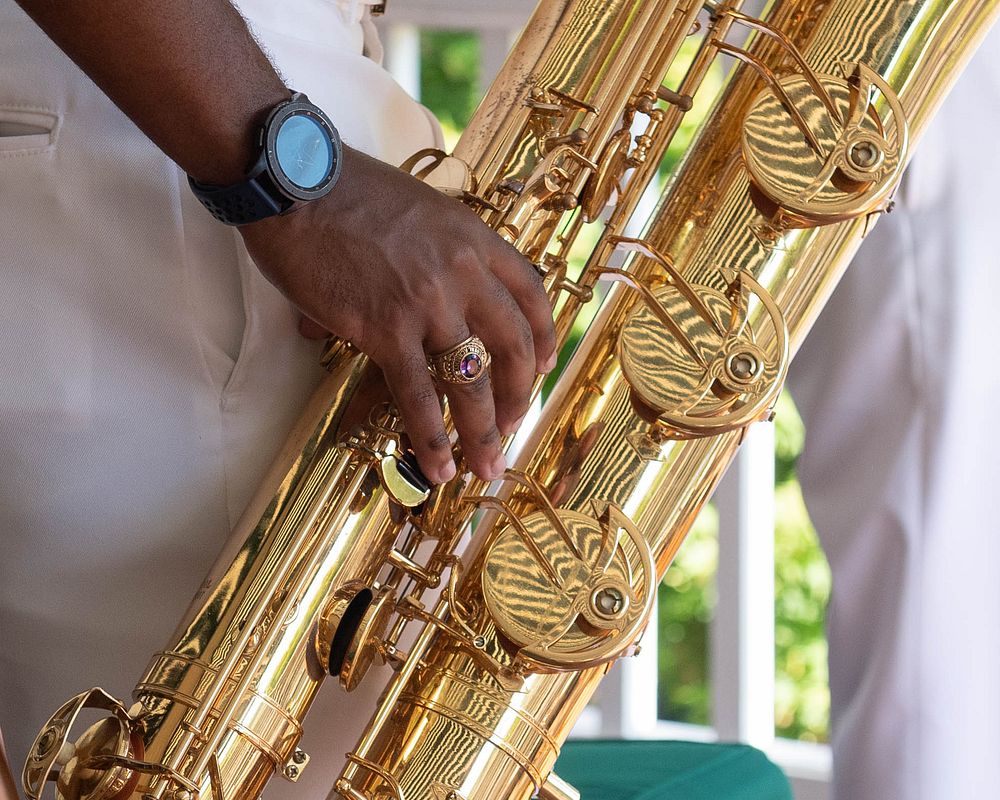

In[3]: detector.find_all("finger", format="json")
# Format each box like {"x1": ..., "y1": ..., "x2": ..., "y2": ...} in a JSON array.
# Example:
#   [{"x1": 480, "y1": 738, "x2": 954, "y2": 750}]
[
  {"x1": 469, "y1": 281, "x2": 536, "y2": 436},
  {"x1": 489, "y1": 242, "x2": 558, "y2": 373},
  {"x1": 427, "y1": 323, "x2": 506, "y2": 482},
  {"x1": 374, "y1": 338, "x2": 456, "y2": 485}
]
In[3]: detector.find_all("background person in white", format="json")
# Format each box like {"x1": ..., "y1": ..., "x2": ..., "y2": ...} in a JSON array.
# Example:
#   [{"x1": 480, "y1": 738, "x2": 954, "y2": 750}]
[
  {"x1": 790, "y1": 23, "x2": 1000, "y2": 800},
  {"x1": 0, "y1": 1, "x2": 556, "y2": 798}
]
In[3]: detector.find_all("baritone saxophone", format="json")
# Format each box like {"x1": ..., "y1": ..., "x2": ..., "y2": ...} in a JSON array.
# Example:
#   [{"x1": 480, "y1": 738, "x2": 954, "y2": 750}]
[{"x1": 23, "y1": 2, "x2": 999, "y2": 800}]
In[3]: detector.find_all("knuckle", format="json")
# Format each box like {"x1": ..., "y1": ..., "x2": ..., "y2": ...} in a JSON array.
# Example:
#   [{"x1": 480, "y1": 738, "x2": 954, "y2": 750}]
[
  {"x1": 496, "y1": 244, "x2": 541, "y2": 284},
  {"x1": 384, "y1": 355, "x2": 439, "y2": 412},
  {"x1": 500, "y1": 317, "x2": 533, "y2": 361},
  {"x1": 460, "y1": 375, "x2": 494, "y2": 399},
  {"x1": 405, "y1": 383, "x2": 439, "y2": 410},
  {"x1": 538, "y1": 322, "x2": 557, "y2": 350},
  {"x1": 373, "y1": 310, "x2": 410, "y2": 351},
  {"x1": 516, "y1": 316, "x2": 535, "y2": 349},
  {"x1": 424, "y1": 430, "x2": 453, "y2": 453},
  {"x1": 388, "y1": 346, "x2": 424, "y2": 378},
  {"x1": 414, "y1": 273, "x2": 449, "y2": 309},
  {"x1": 495, "y1": 313, "x2": 529, "y2": 352},
  {"x1": 489, "y1": 277, "x2": 512, "y2": 306},
  {"x1": 477, "y1": 427, "x2": 502, "y2": 449},
  {"x1": 387, "y1": 296, "x2": 412, "y2": 325},
  {"x1": 448, "y1": 241, "x2": 482, "y2": 273}
]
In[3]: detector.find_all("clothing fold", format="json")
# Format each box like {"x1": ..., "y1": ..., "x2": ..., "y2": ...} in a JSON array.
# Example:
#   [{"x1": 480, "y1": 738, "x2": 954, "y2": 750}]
[{"x1": 0, "y1": 3, "x2": 440, "y2": 798}]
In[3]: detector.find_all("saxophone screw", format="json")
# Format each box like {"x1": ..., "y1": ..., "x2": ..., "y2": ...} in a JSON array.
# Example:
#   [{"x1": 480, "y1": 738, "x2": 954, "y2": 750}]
[
  {"x1": 283, "y1": 747, "x2": 310, "y2": 780},
  {"x1": 593, "y1": 587, "x2": 626, "y2": 617},
  {"x1": 730, "y1": 353, "x2": 758, "y2": 380},
  {"x1": 473, "y1": 635, "x2": 488, "y2": 649},
  {"x1": 848, "y1": 140, "x2": 883, "y2": 171}
]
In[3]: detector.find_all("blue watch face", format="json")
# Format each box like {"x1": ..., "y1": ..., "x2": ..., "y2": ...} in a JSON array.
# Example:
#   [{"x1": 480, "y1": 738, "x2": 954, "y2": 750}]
[{"x1": 274, "y1": 113, "x2": 334, "y2": 189}]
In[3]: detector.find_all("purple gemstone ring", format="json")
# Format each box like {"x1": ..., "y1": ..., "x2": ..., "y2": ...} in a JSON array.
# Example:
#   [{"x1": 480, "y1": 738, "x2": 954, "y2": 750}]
[{"x1": 427, "y1": 335, "x2": 492, "y2": 386}]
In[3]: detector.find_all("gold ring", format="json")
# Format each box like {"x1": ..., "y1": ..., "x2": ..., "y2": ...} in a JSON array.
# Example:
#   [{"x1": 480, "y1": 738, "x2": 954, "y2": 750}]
[{"x1": 427, "y1": 335, "x2": 492, "y2": 385}]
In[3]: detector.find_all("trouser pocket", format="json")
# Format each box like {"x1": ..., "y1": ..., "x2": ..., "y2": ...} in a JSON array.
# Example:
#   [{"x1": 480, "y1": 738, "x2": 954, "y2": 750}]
[{"x1": 0, "y1": 106, "x2": 59, "y2": 155}]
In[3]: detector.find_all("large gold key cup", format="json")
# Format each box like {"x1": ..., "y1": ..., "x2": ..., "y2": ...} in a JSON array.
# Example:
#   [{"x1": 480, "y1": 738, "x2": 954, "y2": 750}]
[
  {"x1": 611, "y1": 238, "x2": 789, "y2": 440},
  {"x1": 742, "y1": 63, "x2": 907, "y2": 225},
  {"x1": 481, "y1": 501, "x2": 655, "y2": 672}
]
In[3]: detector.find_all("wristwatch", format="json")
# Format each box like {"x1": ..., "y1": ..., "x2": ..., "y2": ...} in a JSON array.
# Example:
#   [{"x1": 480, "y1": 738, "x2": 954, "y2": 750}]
[{"x1": 188, "y1": 92, "x2": 343, "y2": 226}]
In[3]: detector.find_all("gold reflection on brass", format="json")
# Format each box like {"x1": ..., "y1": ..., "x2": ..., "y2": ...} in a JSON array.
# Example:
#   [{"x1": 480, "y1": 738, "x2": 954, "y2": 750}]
[
  {"x1": 24, "y1": 2, "x2": 1000, "y2": 800},
  {"x1": 482, "y1": 502, "x2": 654, "y2": 671},
  {"x1": 742, "y1": 65, "x2": 907, "y2": 224}
]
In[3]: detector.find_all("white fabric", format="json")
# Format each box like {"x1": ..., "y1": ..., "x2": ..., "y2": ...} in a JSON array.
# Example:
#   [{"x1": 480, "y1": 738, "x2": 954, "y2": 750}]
[
  {"x1": 0, "y1": 2, "x2": 440, "y2": 799},
  {"x1": 790, "y1": 26, "x2": 1000, "y2": 800}
]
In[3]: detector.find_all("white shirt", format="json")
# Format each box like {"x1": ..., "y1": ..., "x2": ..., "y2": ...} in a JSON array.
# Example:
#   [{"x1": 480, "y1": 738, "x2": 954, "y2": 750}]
[{"x1": 0, "y1": 3, "x2": 441, "y2": 797}]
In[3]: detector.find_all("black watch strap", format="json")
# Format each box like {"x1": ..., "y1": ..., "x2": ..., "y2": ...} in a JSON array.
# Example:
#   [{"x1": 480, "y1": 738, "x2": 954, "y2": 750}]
[
  {"x1": 188, "y1": 92, "x2": 340, "y2": 227},
  {"x1": 188, "y1": 166, "x2": 291, "y2": 227}
]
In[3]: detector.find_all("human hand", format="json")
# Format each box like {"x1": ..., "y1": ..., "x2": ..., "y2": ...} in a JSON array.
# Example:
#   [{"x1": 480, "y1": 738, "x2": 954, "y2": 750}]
[{"x1": 240, "y1": 145, "x2": 557, "y2": 485}]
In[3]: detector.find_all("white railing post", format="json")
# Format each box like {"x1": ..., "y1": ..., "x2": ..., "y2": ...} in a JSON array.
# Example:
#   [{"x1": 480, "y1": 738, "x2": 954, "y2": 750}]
[
  {"x1": 383, "y1": 24, "x2": 422, "y2": 100},
  {"x1": 710, "y1": 421, "x2": 776, "y2": 748},
  {"x1": 596, "y1": 603, "x2": 660, "y2": 737}
]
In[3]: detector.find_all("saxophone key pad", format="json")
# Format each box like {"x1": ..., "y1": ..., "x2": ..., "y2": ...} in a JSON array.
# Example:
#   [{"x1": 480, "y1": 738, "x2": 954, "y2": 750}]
[
  {"x1": 481, "y1": 502, "x2": 655, "y2": 672},
  {"x1": 742, "y1": 62, "x2": 908, "y2": 225},
  {"x1": 613, "y1": 243, "x2": 788, "y2": 439}
]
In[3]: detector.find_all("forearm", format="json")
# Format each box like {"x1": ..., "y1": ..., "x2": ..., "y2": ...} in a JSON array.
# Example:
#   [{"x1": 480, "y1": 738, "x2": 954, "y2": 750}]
[
  {"x1": 15, "y1": 0, "x2": 556, "y2": 484},
  {"x1": 14, "y1": 0, "x2": 289, "y2": 183}
]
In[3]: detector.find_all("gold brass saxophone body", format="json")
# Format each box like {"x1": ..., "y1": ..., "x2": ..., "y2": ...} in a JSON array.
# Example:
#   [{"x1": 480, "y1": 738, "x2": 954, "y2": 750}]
[{"x1": 23, "y1": 2, "x2": 998, "y2": 800}]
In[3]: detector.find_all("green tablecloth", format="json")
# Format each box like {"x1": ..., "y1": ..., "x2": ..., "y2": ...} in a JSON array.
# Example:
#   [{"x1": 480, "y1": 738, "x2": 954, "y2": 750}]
[{"x1": 555, "y1": 740, "x2": 793, "y2": 800}]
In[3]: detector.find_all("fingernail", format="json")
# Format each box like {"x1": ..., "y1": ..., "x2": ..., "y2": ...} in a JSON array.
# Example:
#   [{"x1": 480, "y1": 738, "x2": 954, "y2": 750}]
[
  {"x1": 490, "y1": 452, "x2": 507, "y2": 480},
  {"x1": 541, "y1": 351, "x2": 558, "y2": 373},
  {"x1": 438, "y1": 460, "x2": 457, "y2": 483}
]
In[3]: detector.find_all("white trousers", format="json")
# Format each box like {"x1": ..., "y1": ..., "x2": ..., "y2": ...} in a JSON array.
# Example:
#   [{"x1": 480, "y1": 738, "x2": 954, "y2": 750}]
[
  {"x1": 0, "y1": 3, "x2": 440, "y2": 798},
  {"x1": 790, "y1": 25, "x2": 1000, "y2": 800}
]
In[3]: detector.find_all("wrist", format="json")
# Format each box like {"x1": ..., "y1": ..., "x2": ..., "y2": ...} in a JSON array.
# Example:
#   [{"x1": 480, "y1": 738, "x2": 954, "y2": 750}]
[
  {"x1": 189, "y1": 92, "x2": 343, "y2": 226},
  {"x1": 185, "y1": 86, "x2": 293, "y2": 186}
]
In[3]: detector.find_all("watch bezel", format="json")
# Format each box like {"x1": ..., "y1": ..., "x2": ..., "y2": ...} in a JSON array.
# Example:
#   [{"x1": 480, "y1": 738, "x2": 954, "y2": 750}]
[{"x1": 263, "y1": 95, "x2": 343, "y2": 202}]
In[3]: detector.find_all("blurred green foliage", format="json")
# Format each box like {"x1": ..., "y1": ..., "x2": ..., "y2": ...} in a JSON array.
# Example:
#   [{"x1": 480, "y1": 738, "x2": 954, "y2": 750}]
[
  {"x1": 420, "y1": 31, "x2": 480, "y2": 147},
  {"x1": 416, "y1": 28, "x2": 831, "y2": 744}
]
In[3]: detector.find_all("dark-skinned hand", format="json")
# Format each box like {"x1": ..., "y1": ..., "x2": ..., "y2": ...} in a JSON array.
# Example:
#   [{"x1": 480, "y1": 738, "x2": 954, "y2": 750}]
[{"x1": 240, "y1": 145, "x2": 557, "y2": 485}]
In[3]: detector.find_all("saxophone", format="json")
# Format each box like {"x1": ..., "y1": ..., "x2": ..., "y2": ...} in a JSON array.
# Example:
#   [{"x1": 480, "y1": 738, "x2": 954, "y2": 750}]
[{"x1": 23, "y1": 1, "x2": 998, "y2": 799}]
